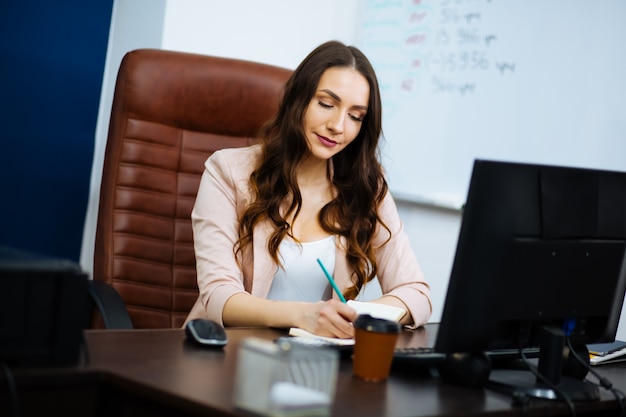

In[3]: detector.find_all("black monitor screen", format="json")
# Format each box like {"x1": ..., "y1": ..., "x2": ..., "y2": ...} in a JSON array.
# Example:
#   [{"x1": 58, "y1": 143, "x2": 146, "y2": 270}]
[
  {"x1": 0, "y1": 247, "x2": 88, "y2": 367},
  {"x1": 434, "y1": 160, "x2": 626, "y2": 400}
]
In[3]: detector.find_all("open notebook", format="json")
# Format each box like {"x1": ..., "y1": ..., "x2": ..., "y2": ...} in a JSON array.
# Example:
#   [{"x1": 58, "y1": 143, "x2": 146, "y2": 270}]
[{"x1": 287, "y1": 300, "x2": 406, "y2": 346}]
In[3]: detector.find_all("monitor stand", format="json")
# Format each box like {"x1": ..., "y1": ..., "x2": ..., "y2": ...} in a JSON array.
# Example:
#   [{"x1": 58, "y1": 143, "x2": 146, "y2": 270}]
[{"x1": 487, "y1": 326, "x2": 600, "y2": 402}]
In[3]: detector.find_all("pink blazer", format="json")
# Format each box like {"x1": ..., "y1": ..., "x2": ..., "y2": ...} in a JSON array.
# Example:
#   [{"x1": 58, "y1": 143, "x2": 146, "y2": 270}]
[{"x1": 186, "y1": 145, "x2": 432, "y2": 328}]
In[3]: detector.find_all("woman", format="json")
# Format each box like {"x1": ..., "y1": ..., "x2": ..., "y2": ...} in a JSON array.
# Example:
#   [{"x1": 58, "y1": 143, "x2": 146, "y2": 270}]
[{"x1": 186, "y1": 41, "x2": 431, "y2": 338}]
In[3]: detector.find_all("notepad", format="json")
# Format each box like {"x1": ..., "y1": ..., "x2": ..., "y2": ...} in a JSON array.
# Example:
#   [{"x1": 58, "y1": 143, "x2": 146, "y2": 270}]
[
  {"x1": 588, "y1": 340, "x2": 626, "y2": 357},
  {"x1": 346, "y1": 300, "x2": 406, "y2": 322},
  {"x1": 287, "y1": 301, "x2": 406, "y2": 347},
  {"x1": 589, "y1": 340, "x2": 626, "y2": 365}
]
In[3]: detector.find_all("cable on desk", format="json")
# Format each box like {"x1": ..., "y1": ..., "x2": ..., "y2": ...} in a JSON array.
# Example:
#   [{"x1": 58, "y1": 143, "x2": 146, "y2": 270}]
[
  {"x1": 566, "y1": 337, "x2": 626, "y2": 417},
  {"x1": 0, "y1": 361, "x2": 20, "y2": 417}
]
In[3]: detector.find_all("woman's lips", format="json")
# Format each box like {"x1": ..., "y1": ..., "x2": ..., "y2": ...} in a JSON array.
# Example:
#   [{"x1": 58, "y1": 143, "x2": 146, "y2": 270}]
[{"x1": 317, "y1": 134, "x2": 337, "y2": 147}]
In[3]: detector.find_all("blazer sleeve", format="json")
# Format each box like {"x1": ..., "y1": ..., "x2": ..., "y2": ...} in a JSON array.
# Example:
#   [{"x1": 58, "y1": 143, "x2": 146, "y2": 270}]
[
  {"x1": 190, "y1": 148, "x2": 255, "y2": 325},
  {"x1": 374, "y1": 191, "x2": 432, "y2": 328}
]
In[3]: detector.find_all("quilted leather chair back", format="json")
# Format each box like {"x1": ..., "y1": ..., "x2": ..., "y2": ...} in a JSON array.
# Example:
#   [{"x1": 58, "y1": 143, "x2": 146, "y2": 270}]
[{"x1": 94, "y1": 49, "x2": 291, "y2": 328}]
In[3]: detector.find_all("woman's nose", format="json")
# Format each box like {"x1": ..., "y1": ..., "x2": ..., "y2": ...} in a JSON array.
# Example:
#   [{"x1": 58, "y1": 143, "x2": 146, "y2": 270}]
[{"x1": 326, "y1": 111, "x2": 344, "y2": 134}]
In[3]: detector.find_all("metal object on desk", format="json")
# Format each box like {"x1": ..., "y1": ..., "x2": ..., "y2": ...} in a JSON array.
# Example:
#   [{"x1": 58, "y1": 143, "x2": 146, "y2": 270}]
[{"x1": 233, "y1": 337, "x2": 339, "y2": 416}]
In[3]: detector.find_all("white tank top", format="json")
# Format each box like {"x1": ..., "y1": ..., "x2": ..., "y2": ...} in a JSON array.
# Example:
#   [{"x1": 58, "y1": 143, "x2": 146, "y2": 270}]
[{"x1": 267, "y1": 235, "x2": 336, "y2": 302}]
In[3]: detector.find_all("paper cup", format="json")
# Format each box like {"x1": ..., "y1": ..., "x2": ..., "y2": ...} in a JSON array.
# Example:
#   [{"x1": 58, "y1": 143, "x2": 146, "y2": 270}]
[{"x1": 352, "y1": 314, "x2": 401, "y2": 382}]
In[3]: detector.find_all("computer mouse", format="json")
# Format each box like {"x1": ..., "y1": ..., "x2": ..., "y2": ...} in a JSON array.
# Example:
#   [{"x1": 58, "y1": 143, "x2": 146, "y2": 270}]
[{"x1": 185, "y1": 319, "x2": 228, "y2": 348}]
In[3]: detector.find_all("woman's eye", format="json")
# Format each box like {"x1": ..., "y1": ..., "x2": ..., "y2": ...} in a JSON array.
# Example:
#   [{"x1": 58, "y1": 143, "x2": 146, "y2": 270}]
[
  {"x1": 349, "y1": 113, "x2": 364, "y2": 122},
  {"x1": 317, "y1": 99, "x2": 364, "y2": 122}
]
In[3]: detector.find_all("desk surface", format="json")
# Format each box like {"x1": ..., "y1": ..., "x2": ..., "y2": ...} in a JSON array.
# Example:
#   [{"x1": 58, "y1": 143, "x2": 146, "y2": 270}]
[{"x1": 70, "y1": 326, "x2": 626, "y2": 417}]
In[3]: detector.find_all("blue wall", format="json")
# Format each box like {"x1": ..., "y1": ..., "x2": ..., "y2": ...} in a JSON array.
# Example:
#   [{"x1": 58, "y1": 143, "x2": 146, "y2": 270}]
[{"x1": 0, "y1": 1, "x2": 113, "y2": 261}]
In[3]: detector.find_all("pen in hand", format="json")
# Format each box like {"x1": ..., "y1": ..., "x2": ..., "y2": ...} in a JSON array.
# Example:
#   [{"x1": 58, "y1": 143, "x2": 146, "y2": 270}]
[{"x1": 316, "y1": 258, "x2": 347, "y2": 303}]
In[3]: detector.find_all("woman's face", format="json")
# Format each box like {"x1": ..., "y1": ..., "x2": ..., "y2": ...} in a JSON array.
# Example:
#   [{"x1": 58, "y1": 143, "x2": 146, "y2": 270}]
[{"x1": 302, "y1": 66, "x2": 370, "y2": 161}]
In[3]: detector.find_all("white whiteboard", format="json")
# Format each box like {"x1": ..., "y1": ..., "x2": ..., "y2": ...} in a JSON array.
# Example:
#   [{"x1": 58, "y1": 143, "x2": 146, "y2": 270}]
[{"x1": 357, "y1": 0, "x2": 626, "y2": 209}]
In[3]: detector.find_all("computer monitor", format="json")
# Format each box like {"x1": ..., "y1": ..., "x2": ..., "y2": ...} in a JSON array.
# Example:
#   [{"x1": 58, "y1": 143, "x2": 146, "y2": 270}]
[
  {"x1": 0, "y1": 246, "x2": 88, "y2": 367},
  {"x1": 434, "y1": 159, "x2": 626, "y2": 401}
]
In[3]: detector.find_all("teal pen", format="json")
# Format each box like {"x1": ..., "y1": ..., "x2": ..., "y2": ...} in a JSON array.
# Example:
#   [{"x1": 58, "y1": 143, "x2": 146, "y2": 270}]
[{"x1": 316, "y1": 258, "x2": 347, "y2": 303}]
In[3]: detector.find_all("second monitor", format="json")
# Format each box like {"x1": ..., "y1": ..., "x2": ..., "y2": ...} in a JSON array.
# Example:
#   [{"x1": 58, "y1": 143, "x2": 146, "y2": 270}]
[{"x1": 434, "y1": 159, "x2": 626, "y2": 401}]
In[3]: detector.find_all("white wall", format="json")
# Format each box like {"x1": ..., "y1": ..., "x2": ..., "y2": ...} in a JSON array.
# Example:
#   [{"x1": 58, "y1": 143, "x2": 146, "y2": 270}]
[
  {"x1": 81, "y1": 0, "x2": 626, "y2": 341},
  {"x1": 161, "y1": 1, "x2": 361, "y2": 69}
]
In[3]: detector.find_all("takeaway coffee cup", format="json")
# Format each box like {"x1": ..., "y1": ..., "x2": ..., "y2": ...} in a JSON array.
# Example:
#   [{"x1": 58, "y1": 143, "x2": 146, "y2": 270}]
[{"x1": 352, "y1": 314, "x2": 401, "y2": 382}]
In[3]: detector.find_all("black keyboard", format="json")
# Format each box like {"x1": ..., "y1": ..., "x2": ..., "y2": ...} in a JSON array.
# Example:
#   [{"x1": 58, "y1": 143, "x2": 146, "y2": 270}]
[
  {"x1": 393, "y1": 347, "x2": 445, "y2": 365},
  {"x1": 393, "y1": 346, "x2": 541, "y2": 365},
  {"x1": 394, "y1": 347, "x2": 445, "y2": 361}
]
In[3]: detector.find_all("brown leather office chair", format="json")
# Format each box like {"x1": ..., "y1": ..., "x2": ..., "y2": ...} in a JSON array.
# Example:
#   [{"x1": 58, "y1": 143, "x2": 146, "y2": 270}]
[{"x1": 90, "y1": 49, "x2": 291, "y2": 329}]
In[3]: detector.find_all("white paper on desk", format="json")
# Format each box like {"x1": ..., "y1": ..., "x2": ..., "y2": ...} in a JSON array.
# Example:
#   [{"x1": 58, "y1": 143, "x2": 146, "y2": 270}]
[
  {"x1": 288, "y1": 328, "x2": 355, "y2": 346},
  {"x1": 347, "y1": 300, "x2": 406, "y2": 322}
]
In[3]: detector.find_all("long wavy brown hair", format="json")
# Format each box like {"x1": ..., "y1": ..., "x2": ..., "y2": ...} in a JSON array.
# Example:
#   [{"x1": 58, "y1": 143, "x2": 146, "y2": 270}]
[{"x1": 235, "y1": 41, "x2": 389, "y2": 300}]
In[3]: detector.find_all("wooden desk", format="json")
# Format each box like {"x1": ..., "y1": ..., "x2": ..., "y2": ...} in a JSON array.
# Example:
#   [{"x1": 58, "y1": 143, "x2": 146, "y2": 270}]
[{"x1": 4, "y1": 326, "x2": 626, "y2": 417}]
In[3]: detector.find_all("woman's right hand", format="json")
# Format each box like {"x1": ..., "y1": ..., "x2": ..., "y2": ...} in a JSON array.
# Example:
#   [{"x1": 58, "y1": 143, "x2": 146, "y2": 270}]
[{"x1": 298, "y1": 299, "x2": 358, "y2": 338}]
